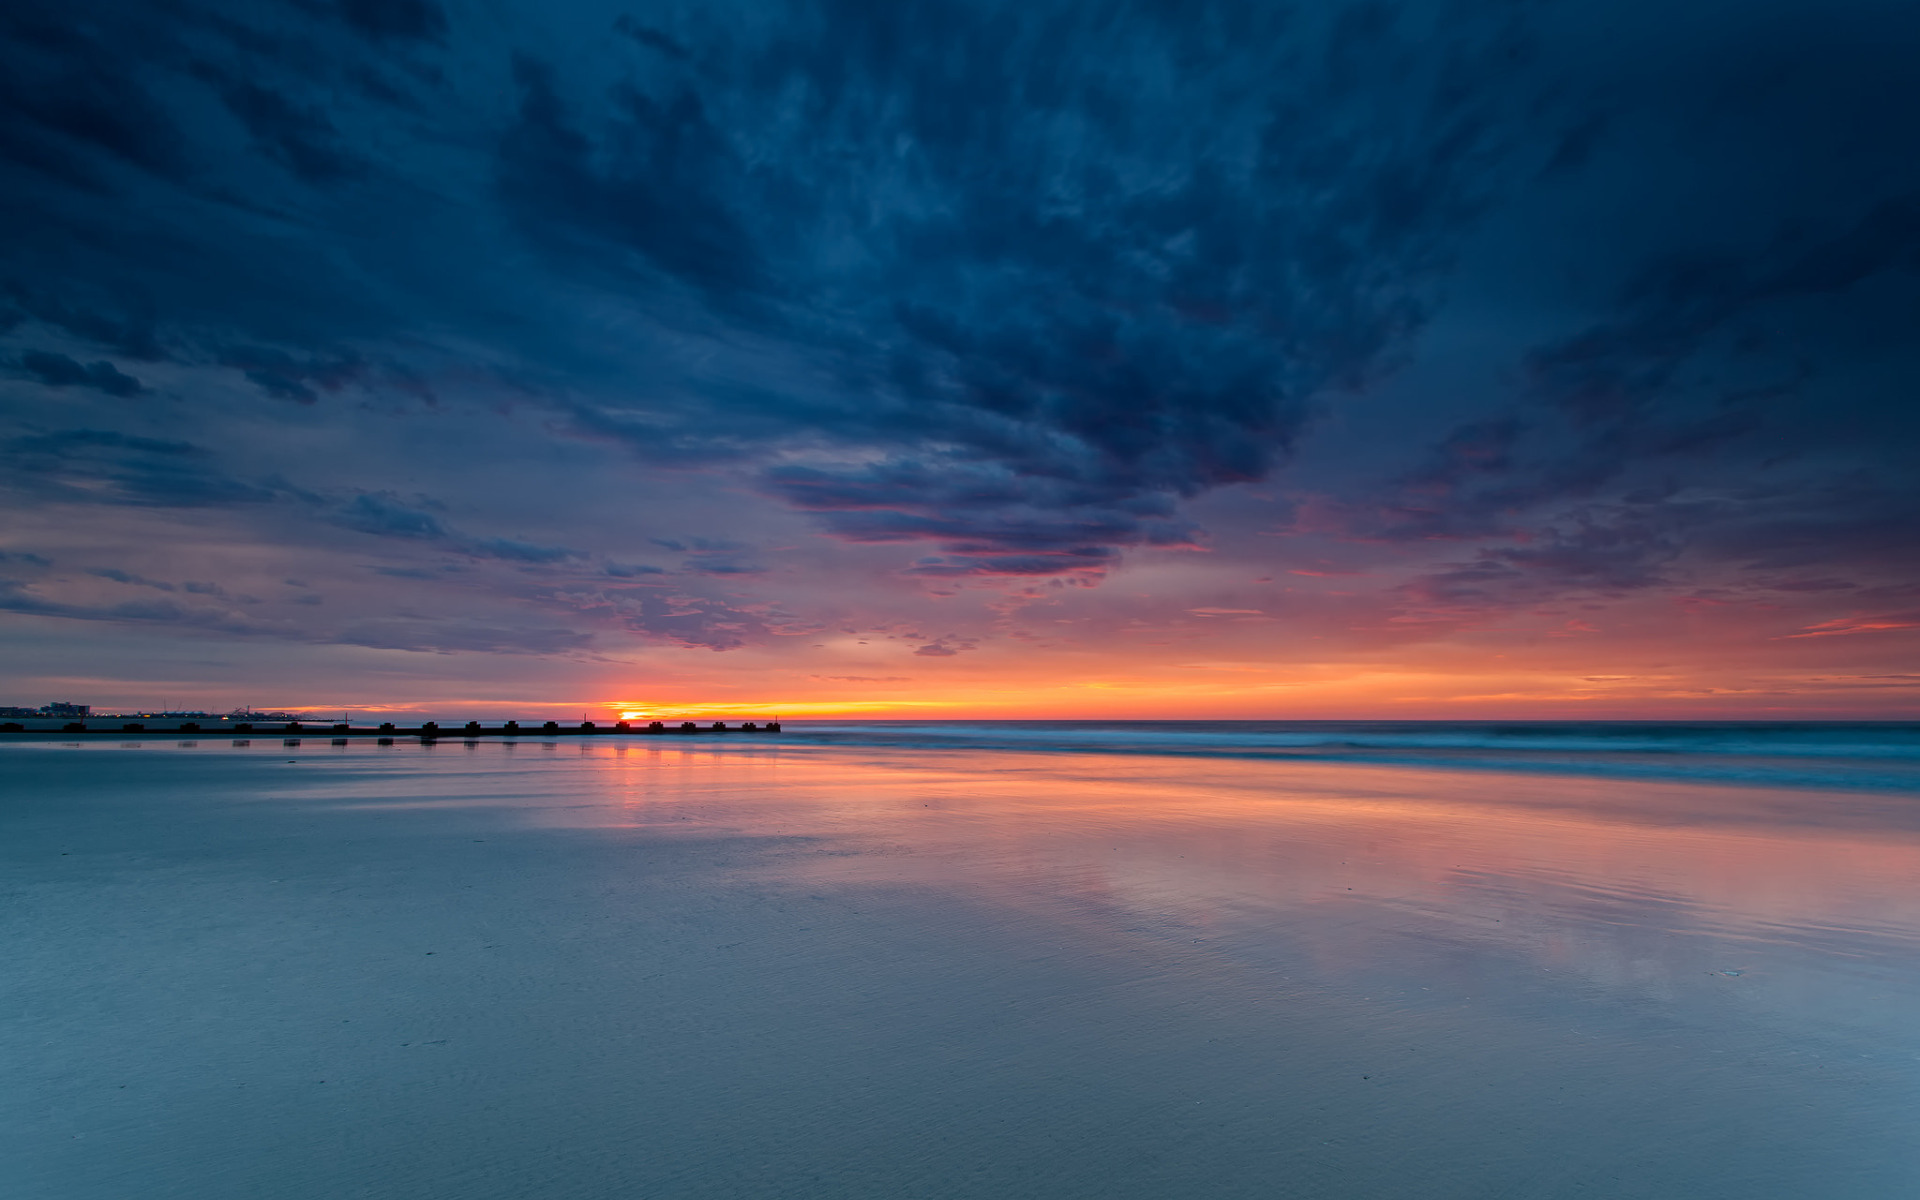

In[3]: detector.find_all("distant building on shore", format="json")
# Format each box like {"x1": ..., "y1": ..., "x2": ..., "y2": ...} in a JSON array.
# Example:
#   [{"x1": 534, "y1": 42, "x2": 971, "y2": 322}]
[{"x1": 0, "y1": 702, "x2": 93, "y2": 717}]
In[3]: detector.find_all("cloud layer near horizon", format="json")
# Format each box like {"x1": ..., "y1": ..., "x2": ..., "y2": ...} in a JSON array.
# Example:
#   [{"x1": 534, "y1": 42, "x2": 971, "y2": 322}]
[{"x1": 2, "y1": 0, "x2": 1917, "y2": 713}]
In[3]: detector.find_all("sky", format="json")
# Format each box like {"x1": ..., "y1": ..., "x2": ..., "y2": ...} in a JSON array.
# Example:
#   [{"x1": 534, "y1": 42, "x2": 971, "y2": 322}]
[{"x1": 2, "y1": 0, "x2": 1918, "y2": 719}]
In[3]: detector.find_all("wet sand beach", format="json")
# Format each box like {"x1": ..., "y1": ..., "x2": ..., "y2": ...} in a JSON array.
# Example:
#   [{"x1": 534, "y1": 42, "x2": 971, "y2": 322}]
[{"x1": 6, "y1": 738, "x2": 1918, "y2": 1199}]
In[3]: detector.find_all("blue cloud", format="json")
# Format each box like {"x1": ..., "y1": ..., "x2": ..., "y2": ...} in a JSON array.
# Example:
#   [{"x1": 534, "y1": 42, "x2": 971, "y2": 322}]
[
  {"x1": 1, "y1": 0, "x2": 1917, "y2": 660},
  {"x1": 1, "y1": 429, "x2": 278, "y2": 507},
  {"x1": 330, "y1": 492, "x2": 448, "y2": 539},
  {"x1": 0, "y1": 0, "x2": 1556, "y2": 578},
  {"x1": 18, "y1": 350, "x2": 143, "y2": 396},
  {"x1": 87, "y1": 567, "x2": 177, "y2": 590},
  {"x1": 604, "y1": 561, "x2": 667, "y2": 578},
  {"x1": 465, "y1": 537, "x2": 583, "y2": 565}
]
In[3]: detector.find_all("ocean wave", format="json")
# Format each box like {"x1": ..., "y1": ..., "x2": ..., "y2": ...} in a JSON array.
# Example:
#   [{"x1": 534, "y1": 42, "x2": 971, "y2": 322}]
[{"x1": 775, "y1": 721, "x2": 1920, "y2": 791}]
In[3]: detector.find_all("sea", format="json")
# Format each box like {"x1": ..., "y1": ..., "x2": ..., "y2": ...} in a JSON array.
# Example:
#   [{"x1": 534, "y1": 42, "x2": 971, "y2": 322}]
[
  {"x1": 5, "y1": 721, "x2": 1918, "y2": 1198},
  {"x1": 779, "y1": 718, "x2": 1920, "y2": 790}
]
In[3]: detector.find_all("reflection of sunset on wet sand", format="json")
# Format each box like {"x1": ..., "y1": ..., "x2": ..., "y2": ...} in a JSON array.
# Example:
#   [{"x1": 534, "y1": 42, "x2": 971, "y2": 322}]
[
  {"x1": 600, "y1": 747, "x2": 1920, "y2": 1043},
  {"x1": 11, "y1": 739, "x2": 1914, "y2": 1199}
]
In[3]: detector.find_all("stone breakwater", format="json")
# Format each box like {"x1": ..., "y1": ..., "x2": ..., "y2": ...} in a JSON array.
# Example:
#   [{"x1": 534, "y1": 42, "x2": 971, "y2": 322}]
[{"x1": 0, "y1": 719, "x2": 781, "y2": 738}]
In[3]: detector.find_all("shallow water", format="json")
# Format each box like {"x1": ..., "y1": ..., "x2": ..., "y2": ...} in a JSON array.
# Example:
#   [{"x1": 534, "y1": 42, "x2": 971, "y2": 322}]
[{"x1": 5, "y1": 738, "x2": 1918, "y2": 1198}]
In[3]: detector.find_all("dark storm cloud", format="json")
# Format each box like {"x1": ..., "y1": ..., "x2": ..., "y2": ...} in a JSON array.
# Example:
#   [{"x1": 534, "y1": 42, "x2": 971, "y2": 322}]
[
  {"x1": 762, "y1": 460, "x2": 1198, "y2": 572},
  {"x1": 2, "y1": 0, "x2": 1563, "y2": 580},
  {"x1": 552, "y1": 587, "x2": 782, "y2": 652},
  {"x1": 0, "y1": 573, "x2": 589, "y2": 654},
  {"x1": 499, "y1": 53, "x2": 769, "y2": 304},
  {"x1": 88, "y1": 567, "x2": 178, "y2": 591},
  {"x1": 532, "y1": 0, "x2": 1545, "y2": 565},
  {"x1": 325, "y1": 492, "x2": 587, "y2": 564},
  {"x1": 1501, "y1": 195, "x2": 1920, "y2": 519},
  {"x1": 4, "y1": 290, "x2": 165, "y2": 364},
  {"x1": 611, "y1": 17, "x2": 689, "y2": 61},
  {"x1": 467, "y1": 538, "x2": 582, "y2": 565},
  {"x1": 1333, "y1": 6, "x2": 1920, "y2": 599},
  {"x1": 0, "y1": 578, "x2": 274, "y2": 635},
  {"x1": 1525, "y1": 195, "x2": 1920, "y2": 429},
  {"x1": 16, "y1": 350, "x2": 144, "y2": 396},
  {"x1": 1491, "y1": 519, "x2": 1678, "y2": 592},
  {"x1": 202, "y1": 73, "x2": 364, "y2": 186},
  {"x1": 329, "y1": 0, "x2": 448, "y2": 44},
  {"x1": 636, "y1": 537, "x2": 766, "y2": 576},
  {"x1": 1384, "y1": 508, "x2": 1685, "y2": 626},
  {"x1": 218, "y1": 347, "x2": 370, "y2": 405},
  {"x1": 329, "y1": 491, "x2": 449, "y2": 539},
  {"x1": 3, "y1": 0, "x2": 1918, "y2": 662},
  {"x1": 1379, "y1": 471, "x2": 1920, "y2": 627},
  {"x1": 0, "y1": 3, "x2": 189, "y2": 190},
  {"x1": 0, "y1": 429, "x2": 278, "y2": 507},
  {"x1": 1355, "y1": 191, "x2": 1920, "y2": 579}
]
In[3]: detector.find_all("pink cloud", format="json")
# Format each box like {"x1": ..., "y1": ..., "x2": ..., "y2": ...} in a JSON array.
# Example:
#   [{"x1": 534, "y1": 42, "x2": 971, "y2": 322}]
[{"x1": 1784, "y1": 612, "x2": 1920, "y2": 638}]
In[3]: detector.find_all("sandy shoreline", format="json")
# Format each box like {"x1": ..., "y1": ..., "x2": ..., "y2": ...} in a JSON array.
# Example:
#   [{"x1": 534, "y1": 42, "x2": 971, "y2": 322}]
[{"x1": 6, "y1": 741, "x2": 1918, "y2": 1198}]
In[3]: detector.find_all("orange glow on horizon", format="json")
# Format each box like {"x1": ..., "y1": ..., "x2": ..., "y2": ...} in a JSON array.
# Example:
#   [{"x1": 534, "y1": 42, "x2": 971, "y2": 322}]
[
  {"x1": 61, "y1": 613, "x2": 1918, "y2": 720},
  {"x1": 586, "y1": 659, "x2": 1920, "y2": 720}
]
